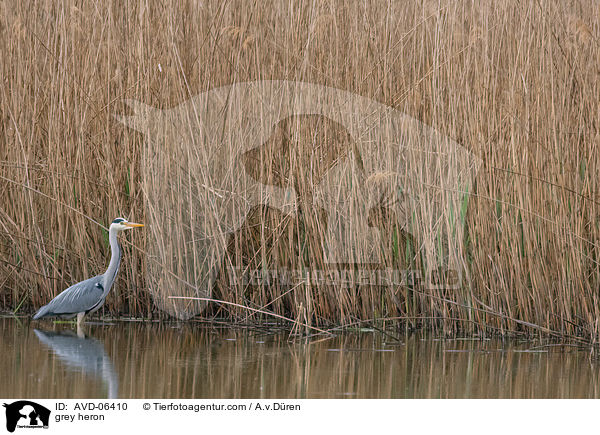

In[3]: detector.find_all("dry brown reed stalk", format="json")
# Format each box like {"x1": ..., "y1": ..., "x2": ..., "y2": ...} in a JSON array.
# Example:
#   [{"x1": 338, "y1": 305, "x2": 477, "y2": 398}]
[
  {"x1": 0, "y1": 0, "x2": 599, "y2": 339},
  {"x1": 169, "y1": 296, "x2": 332, "y2": 336}
]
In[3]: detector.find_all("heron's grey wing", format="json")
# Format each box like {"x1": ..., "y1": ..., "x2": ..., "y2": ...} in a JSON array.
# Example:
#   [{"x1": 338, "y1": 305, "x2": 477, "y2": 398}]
[{"x1": 33, "y1": 275, "x2": 105, "y2": 319}]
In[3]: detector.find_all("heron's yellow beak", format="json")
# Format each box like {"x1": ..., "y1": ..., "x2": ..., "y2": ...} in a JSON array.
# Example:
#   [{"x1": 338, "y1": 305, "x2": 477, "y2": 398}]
[{"x1": 125, "y1": 222, "x2": 144, "y2": 228}]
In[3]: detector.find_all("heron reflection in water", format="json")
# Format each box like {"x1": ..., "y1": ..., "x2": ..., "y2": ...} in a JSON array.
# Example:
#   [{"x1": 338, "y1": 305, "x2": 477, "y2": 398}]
[
  {"x1": 33, "y1": 218, "x2": 144, "y2": 327},
  {"x1": 34, "y1": 329, "x2": 118, "y2": 398}
]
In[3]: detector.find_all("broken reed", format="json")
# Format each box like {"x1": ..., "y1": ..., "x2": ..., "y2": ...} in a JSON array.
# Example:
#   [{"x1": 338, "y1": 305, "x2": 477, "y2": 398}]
[{"x1": 0, "y1": 0, "x2": 598, "y2": 337}]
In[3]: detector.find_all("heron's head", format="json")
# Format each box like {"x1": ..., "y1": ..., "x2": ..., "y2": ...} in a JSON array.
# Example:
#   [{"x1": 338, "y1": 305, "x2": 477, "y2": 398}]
[{"x1": 110, "y1": 217, "x2": 144, "y2": 231}]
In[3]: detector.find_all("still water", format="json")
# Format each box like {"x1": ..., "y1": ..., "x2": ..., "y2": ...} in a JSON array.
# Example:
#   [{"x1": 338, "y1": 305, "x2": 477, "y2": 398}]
[{"x1": 2, "y1": 317, "x2": 599, "y2": 398}]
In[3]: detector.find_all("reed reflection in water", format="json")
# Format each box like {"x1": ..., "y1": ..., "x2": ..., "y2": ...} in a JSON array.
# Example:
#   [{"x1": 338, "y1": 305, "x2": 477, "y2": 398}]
[{"x1": 1, "y1": 318, "x2": 599, "y2": 398}]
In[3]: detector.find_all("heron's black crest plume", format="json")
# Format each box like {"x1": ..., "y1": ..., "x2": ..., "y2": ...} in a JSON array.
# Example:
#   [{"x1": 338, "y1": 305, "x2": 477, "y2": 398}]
[{"x1": 112, "y1": 218, "x2": 125, "y2": 224}]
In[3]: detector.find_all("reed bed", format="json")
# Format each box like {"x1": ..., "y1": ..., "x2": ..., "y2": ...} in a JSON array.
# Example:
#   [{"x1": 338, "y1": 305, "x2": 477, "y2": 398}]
[{"x1": 0, "y1": 0, "x2": 598, "y2": 338}]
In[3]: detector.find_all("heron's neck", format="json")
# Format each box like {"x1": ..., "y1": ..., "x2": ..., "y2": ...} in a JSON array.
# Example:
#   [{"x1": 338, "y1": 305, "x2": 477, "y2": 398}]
[{"x1": 103, "y1": 227, "x2": 122, "y2": 291}]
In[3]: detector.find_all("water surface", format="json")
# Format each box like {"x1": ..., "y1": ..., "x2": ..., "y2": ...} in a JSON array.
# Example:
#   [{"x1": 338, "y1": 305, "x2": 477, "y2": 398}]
[{"x1": 1, "y1": 317, "x2": 598, "y2": 398}]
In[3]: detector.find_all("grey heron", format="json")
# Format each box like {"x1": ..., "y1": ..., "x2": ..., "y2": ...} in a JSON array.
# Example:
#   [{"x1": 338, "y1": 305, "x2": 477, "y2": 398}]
[{"x1": 33, "y1": 217, "x2": 144, "y2": 326}]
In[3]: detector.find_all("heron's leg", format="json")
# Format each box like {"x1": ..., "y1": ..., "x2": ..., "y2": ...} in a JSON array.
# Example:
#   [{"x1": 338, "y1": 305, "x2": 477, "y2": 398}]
[
  {"x1": 76, "y1": 312, "x2": 85, "y2": 327},
  {"x1": 76, "y1": 322, "x2": 85, "y2": 338}
]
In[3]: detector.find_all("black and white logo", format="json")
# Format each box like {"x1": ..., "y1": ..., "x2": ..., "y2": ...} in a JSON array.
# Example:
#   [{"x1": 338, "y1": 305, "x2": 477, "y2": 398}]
[{"x1": 3, "y1": 401, "x2": 50, "y2": 433}]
